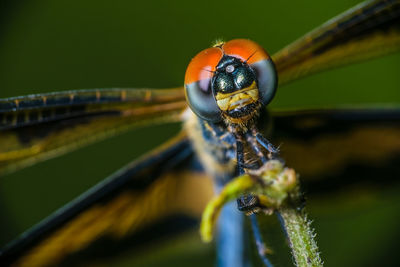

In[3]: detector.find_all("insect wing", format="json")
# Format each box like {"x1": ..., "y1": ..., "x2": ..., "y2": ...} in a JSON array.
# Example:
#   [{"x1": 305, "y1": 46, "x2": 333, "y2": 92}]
[
  {"x1": 272, "y1": 0, "x2": 400, "y2": 86},
  {"x1": 0, "y1": 88, "x2": 186, "y2": 175},
  {"x1": 0, "y1": 132, "x2": 213, "y2": 266},
  {"x1": 268, "y1": 105, "x2": 400, "y2": 191}
]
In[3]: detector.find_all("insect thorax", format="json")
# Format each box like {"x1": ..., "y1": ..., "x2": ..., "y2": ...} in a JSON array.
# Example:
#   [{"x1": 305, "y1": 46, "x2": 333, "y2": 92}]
[
  {"x1": 184, "y1": 109, "x2": 237, "y2": 185},
  {"x1": 184, "y1": 108, "x2": 274, "y2": 186}
]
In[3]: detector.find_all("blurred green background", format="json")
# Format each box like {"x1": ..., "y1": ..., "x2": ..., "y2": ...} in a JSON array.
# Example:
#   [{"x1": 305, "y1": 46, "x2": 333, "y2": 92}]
[{"x1": 0, "y1": 0, "x2": 399, "y2": 266}]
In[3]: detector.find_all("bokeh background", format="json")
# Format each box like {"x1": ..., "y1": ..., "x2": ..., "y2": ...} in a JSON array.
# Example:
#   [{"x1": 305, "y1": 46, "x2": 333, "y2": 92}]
[{"x1": 0, "y1": 0, "x2": 399, "y2": 266}]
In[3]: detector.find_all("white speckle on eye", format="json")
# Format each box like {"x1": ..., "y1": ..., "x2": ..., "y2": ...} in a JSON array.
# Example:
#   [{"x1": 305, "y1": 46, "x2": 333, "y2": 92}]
[
  {"x1": 219, "y1": 79, "x2": 227, "y2": 88},
  {"x1": 226, "y1": 65, "x2": 235, "y2": 73},
  {"x1": 236, "y1": 73, "x2": 244, "y2": 84}
]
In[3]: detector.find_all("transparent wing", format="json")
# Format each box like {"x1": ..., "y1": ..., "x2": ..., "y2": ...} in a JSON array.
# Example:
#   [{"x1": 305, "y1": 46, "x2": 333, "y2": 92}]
[
  {"x1": 268, "y1": 105, "x2": 400, "y2": 191},
  {"x1": 265, "y1": 105, "x2": 400, "y2": 266},
  {"x1": 0, "y1": 132, "x2": 213, "y2": 266},
  {"x1": 272, "y1": 0, "x2": 400, "y2": 86},
  {"x1": 0, "y1": 88, "x2": 187, "y2": 175}
]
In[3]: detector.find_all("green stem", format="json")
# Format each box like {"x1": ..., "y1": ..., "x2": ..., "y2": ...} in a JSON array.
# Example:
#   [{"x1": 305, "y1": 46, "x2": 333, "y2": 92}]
[{"x1": 278, "y1": 206, "x2": 323, "y2": 267}]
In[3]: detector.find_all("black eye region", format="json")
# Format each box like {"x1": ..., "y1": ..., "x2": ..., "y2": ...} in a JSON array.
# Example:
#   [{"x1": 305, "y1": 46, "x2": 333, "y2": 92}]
[
  {"x1": 213, "y1": 72, "x2": 235, "y2": 93},
  {"x1": 234, "y1": 66, "x2": 256, "y2": 89},
  {"x1": 212, "y1": 56, "x2": 256, "y2": 95}
]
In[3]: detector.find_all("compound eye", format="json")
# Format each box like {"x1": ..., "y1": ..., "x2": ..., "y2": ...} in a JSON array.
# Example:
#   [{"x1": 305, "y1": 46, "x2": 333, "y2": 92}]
[
  {"x1": 223, "y1": 39, "x2": 277, "y2": 105},
  {"x1": 184, "y1": 47, "x2": 223, "y2": 122}
]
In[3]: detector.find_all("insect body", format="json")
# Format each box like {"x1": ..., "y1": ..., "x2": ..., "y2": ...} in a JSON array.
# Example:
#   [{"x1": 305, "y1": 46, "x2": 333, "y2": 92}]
[
  {"x1": 184, "y1": 38, "x2": 278, "y2": 190},
  {"x1": 184, "y1": 39, "x2": 281, "y2": 266}
]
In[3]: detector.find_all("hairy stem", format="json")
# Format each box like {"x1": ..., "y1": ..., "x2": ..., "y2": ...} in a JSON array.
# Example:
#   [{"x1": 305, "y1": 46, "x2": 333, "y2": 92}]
[{"x1": 278, "y1": 207, "x2": 323, "y2": 267}]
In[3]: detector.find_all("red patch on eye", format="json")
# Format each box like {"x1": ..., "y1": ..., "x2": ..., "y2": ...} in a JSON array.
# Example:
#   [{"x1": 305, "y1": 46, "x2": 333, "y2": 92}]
[
  {"x1": 185, "y1": 47, "x2": 223, "y2": 85},
  {"x1": 222, "y1": 39, "x2": 269, "y2": 64}
]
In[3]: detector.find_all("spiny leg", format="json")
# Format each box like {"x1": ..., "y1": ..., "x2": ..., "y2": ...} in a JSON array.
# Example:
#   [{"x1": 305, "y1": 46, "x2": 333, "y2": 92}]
[
  {"x1": 254, "y1": 131, "x2": 279, "y2": 156},
  {"x1": 235, "y1": 136, "x2": 246, "y2": 175},
  {"x1": 250, "y1": 215, "x2": 274, "y2": 267},
  {"x1": 237, "y1": 131, "x2": 270, "y2": 213},
  {"x1": 246, "y1": 131, "x2": 268, "y2": 164},
  {"x1": 235, "y1": 130, "x2": 274, "y2": 267}
]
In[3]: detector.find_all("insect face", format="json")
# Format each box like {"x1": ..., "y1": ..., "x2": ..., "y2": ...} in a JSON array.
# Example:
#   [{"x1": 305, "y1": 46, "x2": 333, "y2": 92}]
[{"x1": 184, "y1": 39, "x2": 277, "y2": 127}]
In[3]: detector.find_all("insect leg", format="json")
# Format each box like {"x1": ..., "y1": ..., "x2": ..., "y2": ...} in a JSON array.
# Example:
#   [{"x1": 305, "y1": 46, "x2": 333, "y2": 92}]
[
  {"x1": 245, "y1": 132, "x2": 268, "y2": 164},
  {"x1": 235, "y1": 135, "x2": 255, "y2": 209},
  {"x1": 255, "y1": 132, "x2": 279, "y2": 155},
  {"x1": 238, "y1": 132, "x2": 274, "y2": 267},
  {"x1": 236, "y1": 137, "x2": 246, "y2": 175},
  {"x1": 237, "y1": 132, "x2": 268, "y2": 212},
  {"x1": 250, "y1": 214, "x2": 274, "y2": 267}
]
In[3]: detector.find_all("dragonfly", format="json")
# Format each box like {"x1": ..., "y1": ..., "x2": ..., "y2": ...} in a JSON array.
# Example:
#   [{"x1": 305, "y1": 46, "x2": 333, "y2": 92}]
[{"x1": 1, "y1": 0, "x2": 400, "y2": 266}]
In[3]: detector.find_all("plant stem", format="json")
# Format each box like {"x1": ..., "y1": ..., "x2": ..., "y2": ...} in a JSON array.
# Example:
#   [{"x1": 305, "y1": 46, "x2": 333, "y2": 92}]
[{"x1": 277, "y1": 207, "x2": 323, "y2": 267}]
